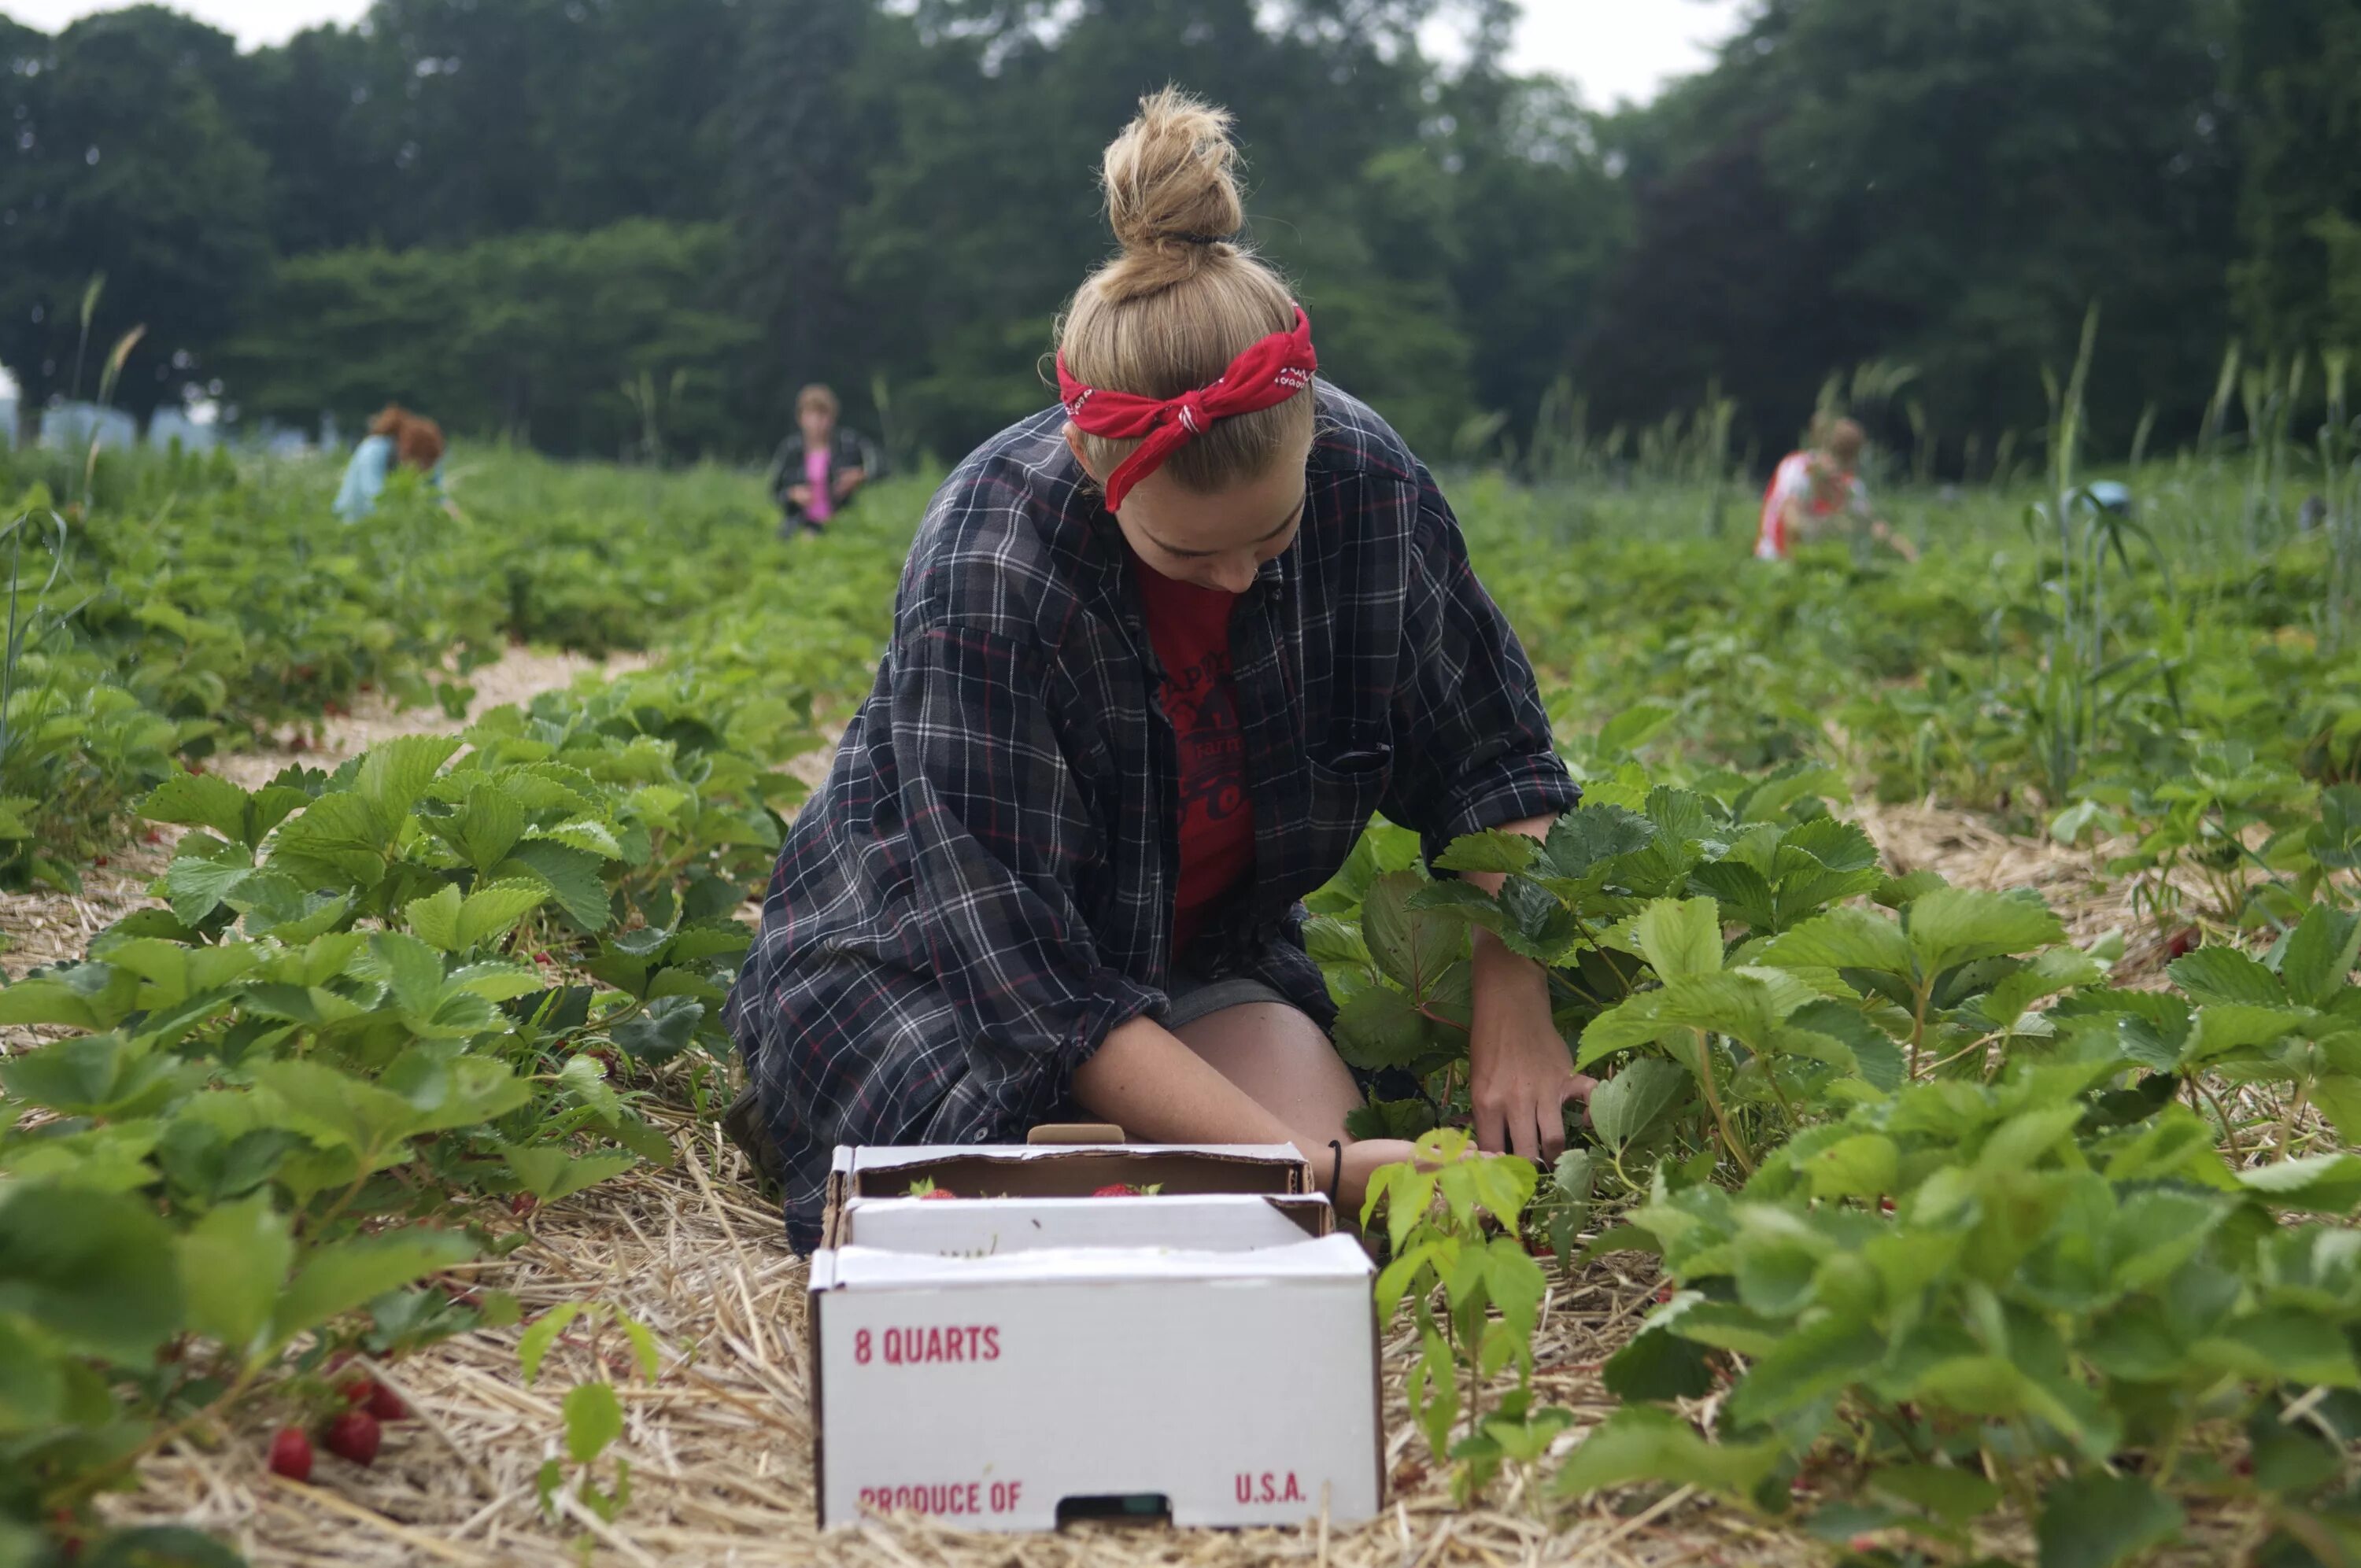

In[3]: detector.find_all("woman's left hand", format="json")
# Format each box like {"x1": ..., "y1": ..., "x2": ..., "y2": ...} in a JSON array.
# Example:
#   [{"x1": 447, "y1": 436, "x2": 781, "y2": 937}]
[{"x1": 1466, "y1": 927, "x2": 1594, "y2": 1161}]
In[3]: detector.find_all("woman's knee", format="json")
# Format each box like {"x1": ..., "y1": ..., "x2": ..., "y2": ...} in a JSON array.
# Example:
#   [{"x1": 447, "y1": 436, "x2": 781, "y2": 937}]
[{"x1": 1172, "y1": 1002, "x2": 1362, "y2": 1145}]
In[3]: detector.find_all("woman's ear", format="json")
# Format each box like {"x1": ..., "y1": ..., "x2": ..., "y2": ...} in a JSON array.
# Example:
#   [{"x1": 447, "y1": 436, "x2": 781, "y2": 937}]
[{"x1": 1062, "y1": 422, "x2": 1102, "y2": 482}]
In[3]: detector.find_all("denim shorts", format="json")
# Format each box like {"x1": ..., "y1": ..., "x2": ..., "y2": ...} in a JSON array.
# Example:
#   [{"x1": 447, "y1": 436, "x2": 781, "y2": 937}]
[
  {"x1": 722, "y1": 972, "x2": 1307, "y2": 1192},
  {"x1": 1161, "y1": 972, "x2": 1299, "y2": 1031}
]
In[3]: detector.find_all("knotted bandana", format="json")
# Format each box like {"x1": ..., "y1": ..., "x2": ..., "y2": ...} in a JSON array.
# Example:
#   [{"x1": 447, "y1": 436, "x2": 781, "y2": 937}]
[{"x1": 1056, "y1": 304, "x2": 1317, "y2": 512}]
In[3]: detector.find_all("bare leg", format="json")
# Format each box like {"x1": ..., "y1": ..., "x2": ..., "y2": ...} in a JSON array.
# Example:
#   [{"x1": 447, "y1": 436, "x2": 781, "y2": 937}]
[
  {"x1": 1169, "y1": 1002, "x2": 1362, "y2": 1152},
  {"x1": 1070, "y1": 1006, "x2": 1417, "y2": 1213}
]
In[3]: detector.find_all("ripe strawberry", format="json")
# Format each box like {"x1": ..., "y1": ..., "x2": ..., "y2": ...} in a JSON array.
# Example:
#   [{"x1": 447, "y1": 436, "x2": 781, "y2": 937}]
[
  {"x1": 93, "y1": 855, "x2": 109, "y2": 868},
  {"x1": 1091, "y1": 1183, "x2": 1140, "y2": 1197},
  {"x1": 510, "y1": 1193, "x2": 539, "y2": 1218},
  {"x1": 534, "y1": 951, "x2": 553, "y2": 965},
  {"x1": 2167, "y1": 925, "x2": 2201, "y2": 959},
  {"x1": 365, "y1": 1382, "x2": 411, "y2": 1422},
  {"x1": 268, "y1": 1427, "x2": 315, "y2": 1481},
  {"x1": 142, "y1": 828, "x2": 162, "y2": 844},
  {"x1": 323, "y1": 1408, "x2": 381, "y2": 1466},
  {"x1": 339, "y1": 1374, "x2": 375, "y2": 1407},
  {"x1": 1879, "y1": 1197, "x2": 1896, "y2": 1214},
  {"x1": 917, "y1": 1187, "x2": 958, "y2": 1200}
]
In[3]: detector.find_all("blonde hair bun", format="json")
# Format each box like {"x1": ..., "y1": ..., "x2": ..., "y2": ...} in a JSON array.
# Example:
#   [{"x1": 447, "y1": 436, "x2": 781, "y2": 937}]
[
  {"x1": 1098, "y1": 87, "x2": 1247, "y2": 304},
  {"x1": 1060, "y1": 88, "x2": 1310, "y2": 497}
]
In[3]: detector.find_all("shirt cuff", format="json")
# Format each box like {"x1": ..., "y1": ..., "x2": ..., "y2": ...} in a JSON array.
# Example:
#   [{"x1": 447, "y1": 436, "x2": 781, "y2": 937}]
[{"x1": 1425, "y1": 752, "x2": 1582, "y2": 859}]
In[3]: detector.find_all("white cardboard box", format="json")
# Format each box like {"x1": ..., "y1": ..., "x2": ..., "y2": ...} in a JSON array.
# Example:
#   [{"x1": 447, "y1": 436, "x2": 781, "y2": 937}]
[{"x1": 808, "y1": 1142, "x2": 1384, "y2": 1531}]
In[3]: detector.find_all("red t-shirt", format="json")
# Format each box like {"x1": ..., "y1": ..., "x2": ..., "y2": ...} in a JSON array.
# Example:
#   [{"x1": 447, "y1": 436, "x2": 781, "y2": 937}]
[{"x1": 1132, "y1": 558, "x2": 1254, "y2": 953}]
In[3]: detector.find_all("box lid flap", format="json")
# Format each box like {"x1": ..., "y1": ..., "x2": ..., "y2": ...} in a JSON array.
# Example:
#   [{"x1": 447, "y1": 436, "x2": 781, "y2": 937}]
[{"x1": 814, "y1": 1231, "x2": 1374, "y2": 1288}]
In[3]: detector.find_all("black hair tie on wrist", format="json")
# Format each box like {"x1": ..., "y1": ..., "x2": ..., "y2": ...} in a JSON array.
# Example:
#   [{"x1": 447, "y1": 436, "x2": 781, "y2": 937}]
[{"x1": 1327, "y1": 1139, "x2": 1344, "y2": 1208}]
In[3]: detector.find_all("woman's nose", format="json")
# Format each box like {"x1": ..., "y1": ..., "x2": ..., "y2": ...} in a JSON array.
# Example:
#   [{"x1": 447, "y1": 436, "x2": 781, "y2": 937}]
[{"x1": 1207, "y1": 556, "x2": 1258, "y2": 593}]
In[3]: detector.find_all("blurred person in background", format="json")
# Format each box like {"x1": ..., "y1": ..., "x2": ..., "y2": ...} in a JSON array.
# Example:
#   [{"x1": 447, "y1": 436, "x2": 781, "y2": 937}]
[
  {"x1": 725, "y1": 90, "x2": 1589, "y2": 1251},
  {"x1": 334, "y1": 404, "x2": 455, "y2": 522},
  {"x1": 1755, "y1": 415, "x2": 1916, "y2": 563},
  {"x1": 767, "y1": 383, "x2": 878, "y2": 538}
]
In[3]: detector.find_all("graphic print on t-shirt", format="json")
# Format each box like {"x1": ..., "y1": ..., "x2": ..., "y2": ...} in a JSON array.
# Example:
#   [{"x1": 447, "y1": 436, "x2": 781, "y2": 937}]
[
  {"x1": 1162, "y1": 644, "x2": 1249, "y2": 855},
  {"x1": 1132, "y1": 562, "x2": 1256, "y2": 951}
]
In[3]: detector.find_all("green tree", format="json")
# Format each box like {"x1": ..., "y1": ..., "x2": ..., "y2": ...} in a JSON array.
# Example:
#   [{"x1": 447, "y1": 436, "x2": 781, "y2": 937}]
[
  {"x1": 227, "y1": 220, "x2": 755, "y2": 456},
  {"x1": 273, "y1": 0, "x2": 740, "y2": 248},
  {"x1": 723, "y1": 0, "x2": 874, "y2": 453},
  {"x1": 833, "y1": 0, "x2": 1487, "y2": 456},
  {"x1": 2229, "y1": 0, "x2": 2361, "y2": 355},
  {"x1": 1436, "y1": 68, "x2": 1631, "y2": 442},
  {"x1": 1763, "y1": 0, "x2": 2242, "y2": 444},
  {"x1": 0, "y1": 7, "x2": 270, "y2": 431},
  {"x1": 1580, "y1": 0, "x2": 2245, "y2": 456}
]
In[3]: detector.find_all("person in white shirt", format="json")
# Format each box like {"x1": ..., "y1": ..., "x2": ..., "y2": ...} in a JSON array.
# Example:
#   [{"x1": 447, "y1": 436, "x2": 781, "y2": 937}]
[{"x1": 1754, "y1": 415, "x2": 1916, "y2": 563}]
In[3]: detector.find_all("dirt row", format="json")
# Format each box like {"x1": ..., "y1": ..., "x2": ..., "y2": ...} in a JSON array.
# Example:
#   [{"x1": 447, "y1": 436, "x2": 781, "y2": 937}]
[{"x1": 0, "y1": 647, "x2": 642, "y2": 983}]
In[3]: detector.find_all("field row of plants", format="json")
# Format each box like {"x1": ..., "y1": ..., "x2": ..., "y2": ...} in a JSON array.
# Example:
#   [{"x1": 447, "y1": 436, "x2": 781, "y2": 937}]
[
  {"x1": 0, "y1": 442, "x2": 905, "y2": 891},
  {"x1": 1333, "y1": 725, "x2": 2361, "y2": 1563},
  {"x1": 1, "y1": 447, "x2": 919, "y2": 1563},
  {"x1": 2, "y1": 431, "x2": 2356, "y2": 1565}
]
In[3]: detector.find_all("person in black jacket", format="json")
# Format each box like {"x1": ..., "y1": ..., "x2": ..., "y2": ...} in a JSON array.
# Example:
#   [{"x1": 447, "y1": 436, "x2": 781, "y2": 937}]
[{"x1": 767, "y1": 384, "x2": 878, "y2": 537}]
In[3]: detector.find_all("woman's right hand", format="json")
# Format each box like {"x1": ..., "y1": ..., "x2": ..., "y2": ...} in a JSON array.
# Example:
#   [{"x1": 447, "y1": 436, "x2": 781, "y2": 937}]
[{"x1": 1332, "y1": 1137, "x2": 1424, "y2": 1218}]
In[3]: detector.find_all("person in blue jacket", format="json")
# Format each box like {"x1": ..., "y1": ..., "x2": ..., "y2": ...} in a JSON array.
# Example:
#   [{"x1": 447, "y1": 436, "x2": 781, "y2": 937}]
[{"x1": 334, "y1": 405, "x2": 454, "y2": 521}]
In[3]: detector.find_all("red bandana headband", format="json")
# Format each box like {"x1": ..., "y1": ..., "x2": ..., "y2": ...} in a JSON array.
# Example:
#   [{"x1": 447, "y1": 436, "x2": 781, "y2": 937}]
[{"x1": 1056, "y1": 304, "x2": 1317, "y2": 512}]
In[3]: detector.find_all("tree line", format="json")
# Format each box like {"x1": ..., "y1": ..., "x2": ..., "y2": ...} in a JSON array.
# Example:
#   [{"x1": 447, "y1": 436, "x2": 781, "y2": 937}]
[{"x1": 1, "y1": 0, "x2": 2355, "y2": 471}]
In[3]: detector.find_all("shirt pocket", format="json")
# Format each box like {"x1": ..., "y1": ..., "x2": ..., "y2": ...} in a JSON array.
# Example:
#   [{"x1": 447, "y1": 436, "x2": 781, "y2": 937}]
[{"x1": 1303, "y1": 742, "x2": 1395, "y2": 880}]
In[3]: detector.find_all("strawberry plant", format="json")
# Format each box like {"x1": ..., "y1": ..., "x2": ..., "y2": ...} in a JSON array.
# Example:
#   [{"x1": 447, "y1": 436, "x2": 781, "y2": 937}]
[
  {"x1": 1334, "y1": 767, "x2": 2361, "y2": 1559},
  {"x1": 0, "y1": 699, "x2": 786, "y2": 1555},
  {"x1": 1362, "y1": 1129, "x2": 1569, "y2": 1505},
  {"x1": 519, "y1": 1301, "x2": 663, "y2": 1530}
]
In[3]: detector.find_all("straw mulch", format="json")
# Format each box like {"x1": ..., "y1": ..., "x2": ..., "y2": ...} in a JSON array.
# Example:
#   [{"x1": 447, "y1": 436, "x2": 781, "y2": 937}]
[
  {"x1": 101, "y1": 1121, "x2": 2267, "y2": 1567},
  {"x1": 105, "y1": 1121, "x2": 1816, "y2": 1568},
  {"x1": 1848, "y1": 795, "x2": 2204, "y2": 986},
  {"x1": 208, "y1": 645, "x2": 651, "y2": 793}
]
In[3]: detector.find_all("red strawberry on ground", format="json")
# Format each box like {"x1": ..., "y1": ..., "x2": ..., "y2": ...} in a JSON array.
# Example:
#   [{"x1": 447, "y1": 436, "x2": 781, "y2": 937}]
[
  {"x1": 2168, "y1": 925, "x2": 2201, "y2": 958},
  {"x1": 268, "y1": 1427, "x2": 315, "y2": 1481},
  {"x1": 323, "y1": 1408, "x2": 381, "y2": 1466},
  {"x1": 366, "y1": 1382, "x2": 411, "y2": 1422},
  {"x1": 339, "y1": 1375, "x2": 375, "y2": 1407},
  {"x1": 511, "y1": 1193, "x2": 539, "y2": 1218}
]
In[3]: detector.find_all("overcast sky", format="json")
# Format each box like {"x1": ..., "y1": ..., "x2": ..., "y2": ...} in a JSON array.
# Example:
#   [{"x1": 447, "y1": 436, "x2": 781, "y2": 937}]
[{"x1": 5, "y1": 0, "x2": 1751, "y2": 108}]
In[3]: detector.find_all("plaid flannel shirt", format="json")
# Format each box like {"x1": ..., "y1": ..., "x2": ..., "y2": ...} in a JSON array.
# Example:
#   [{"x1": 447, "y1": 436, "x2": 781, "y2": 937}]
[{"x1": 724, "y1": 386, "x2": 1578, "y2": 1249}]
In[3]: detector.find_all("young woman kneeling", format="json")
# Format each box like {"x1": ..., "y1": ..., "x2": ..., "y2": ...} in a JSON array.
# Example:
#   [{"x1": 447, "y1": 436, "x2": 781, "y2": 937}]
[{"x1": 724, "y1": 90, "x2": 1591, "y2": 1251}]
